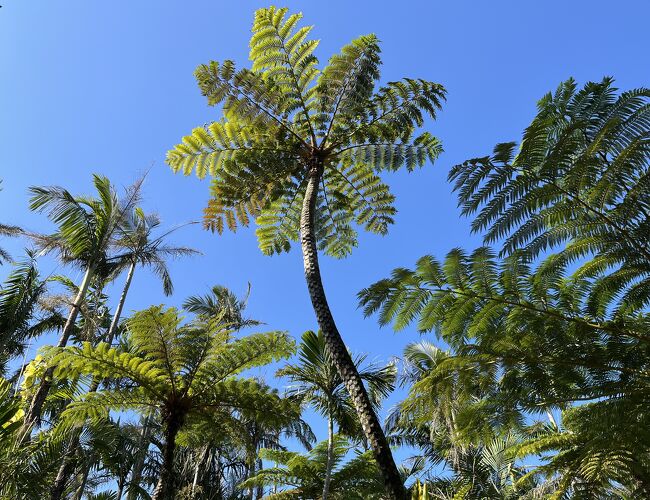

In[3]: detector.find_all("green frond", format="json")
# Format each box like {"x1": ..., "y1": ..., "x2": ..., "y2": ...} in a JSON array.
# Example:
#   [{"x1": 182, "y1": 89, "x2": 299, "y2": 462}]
[
  {"x1": 193, "y1": 330, "x2": 295, "y2": 390},
  {"x1": 52, "y1": 341, "x2": 170, "y2": 396},
  {"x1": 168, "y1": 7, "x2": 445, "y2": 259}
]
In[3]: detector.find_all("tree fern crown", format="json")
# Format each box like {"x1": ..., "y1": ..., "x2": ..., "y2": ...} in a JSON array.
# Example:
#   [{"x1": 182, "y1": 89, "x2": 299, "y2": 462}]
[{"x1": 167, "y1": 7, "x2": 445, "y2": 258}]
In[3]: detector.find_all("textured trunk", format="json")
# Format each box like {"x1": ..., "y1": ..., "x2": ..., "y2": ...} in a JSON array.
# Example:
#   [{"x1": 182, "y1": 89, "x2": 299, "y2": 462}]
[
  {"x1": 300, "y1": 166, "x2": 405, "y2": 499},
  {"x1": 152, "y1": 413, "x2": 182, "y2": 500},
  {"x1": 21, "y1": 265, "x2": 95, "y2": 437},
  {"x1": 322, "y1": 414, "x2": 334, "y2": 500}
]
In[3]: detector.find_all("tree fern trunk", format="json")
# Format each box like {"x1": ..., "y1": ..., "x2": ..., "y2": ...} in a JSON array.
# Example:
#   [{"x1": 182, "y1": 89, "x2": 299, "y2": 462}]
[
  {"x1": 152, "y1": 412, "x2": 182, "y2": 500},
  {"x1": 322, "y1": 413, "x2": 334, "y2": 500},
  {"x1": 22, "y1": 265, "x2": 95, "y2": 437},
  {"x1": 300, "y1": 166, "x2": 405, "y2": 500}
]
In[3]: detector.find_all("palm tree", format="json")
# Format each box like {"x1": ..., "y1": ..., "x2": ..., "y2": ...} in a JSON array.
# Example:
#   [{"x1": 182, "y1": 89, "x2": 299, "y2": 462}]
[
  {"x1": 23, "y1": 174, "x2": 141, "y2": 429},
  {"x1": 0, "y1": 251, "x2": 62, "y2": 376},
  {"x1": 49, "y1": 209, "x2": 197, "y2": 500},
  {"x1": 183, "y1": 284, "x2": 260, "y2": 330},
  {"x1": 51, "y1": 305, "x2": 296, "y2": 500},
  {"x1": 166, "y1": 8, "x2": 445, "y2": 496},
  {"x1": 278, "y1": 330, "x2": 395, "y2": 499},
  {"x1": 106, "y1": 208, "x2": 199, "y2": 344},
  {"x1": 359, "y1": 78, "x2": 650, "y2": 495},
  {"x1": 0, "y1": 180, "x2": 22, "y2": 265}
]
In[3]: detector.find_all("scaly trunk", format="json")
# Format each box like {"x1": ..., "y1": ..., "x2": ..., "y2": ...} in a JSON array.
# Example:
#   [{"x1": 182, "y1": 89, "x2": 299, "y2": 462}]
[
  {"x1": 322, "y1": 413, "x2": 334, "y2": 500},
  {"x1": 152, "y1": 412, "x2": 183, "y2": 500},
  {"x1": 300, "y1": 165, "x2": 405, "y2": 500},
  {"x1": 21, "y1": 265, "x2": 95, "y2": 438}
]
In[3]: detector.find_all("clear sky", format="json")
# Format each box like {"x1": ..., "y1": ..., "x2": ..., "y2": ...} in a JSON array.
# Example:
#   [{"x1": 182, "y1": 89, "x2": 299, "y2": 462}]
[{"x1": 1, "y1": 0, "x2": 649, "y2": 447}]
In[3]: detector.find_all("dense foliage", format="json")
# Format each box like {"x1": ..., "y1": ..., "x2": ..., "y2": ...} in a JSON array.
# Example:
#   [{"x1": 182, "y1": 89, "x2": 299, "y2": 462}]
[{"x1": 1, "y1": 6, "x2": 648, "y2": 500}]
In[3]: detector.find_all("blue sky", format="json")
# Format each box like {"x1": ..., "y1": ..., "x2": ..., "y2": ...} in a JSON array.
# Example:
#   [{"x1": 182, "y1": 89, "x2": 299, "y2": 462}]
[{"x1": 1, "y1": 0, "x2": 649, "y2": 450}]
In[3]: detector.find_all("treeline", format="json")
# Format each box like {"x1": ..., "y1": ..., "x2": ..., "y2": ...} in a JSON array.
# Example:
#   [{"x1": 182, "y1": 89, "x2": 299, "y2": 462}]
[{"x1": 0, "y1": 6, "x2": 648, "y2": 500}]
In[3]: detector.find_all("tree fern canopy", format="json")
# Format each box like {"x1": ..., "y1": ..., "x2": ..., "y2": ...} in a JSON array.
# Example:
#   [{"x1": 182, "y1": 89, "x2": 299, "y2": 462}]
[
  {"x1": 167, "y1": 6, "x2": 445, "y2": 258},
  {"x1": 360, "y1": 78, "x2": 650, "y2": 495},
  {"x1": 49, "y1": 305, "x2": 296, "y2": 427}
]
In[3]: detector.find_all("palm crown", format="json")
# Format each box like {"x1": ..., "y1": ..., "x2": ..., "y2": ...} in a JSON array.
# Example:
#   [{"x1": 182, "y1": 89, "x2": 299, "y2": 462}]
[{"x1": 167, "y1": 6, "x2": 444, "y2": 258}]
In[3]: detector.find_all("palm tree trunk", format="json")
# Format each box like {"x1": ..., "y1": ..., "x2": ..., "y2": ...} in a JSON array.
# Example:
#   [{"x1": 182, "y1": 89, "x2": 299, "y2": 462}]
[
  {"x1": 51, "y1": 271, "x2": 133, "y2": 499},
  {"x1": 127, "y1": 414, "x2": 152, "y2": 500},
  {"x1": 21, "y1": 264, "x2": 95, "y2": 437},
  {"x1": 322, "y1": 414, "x2": 335, "y2": 500},
  {"x1": 191, "y1": 445, "x2": 210, "y2": 498},
  {"x1": 106, "y1": 260, "x2": 136, "y2": 343},
  {"x1": 152, "y1": 412, "x2": 183, "y2": 500},
  {"x1": 72, "y1": 465, "x2": 90, "y2": 500},
  {"x1": 300, "y1": 166, "x2": 405, "y2": 500},
  {"x1": 50, "y1": 433, "x2": 81, "y2": 500}
]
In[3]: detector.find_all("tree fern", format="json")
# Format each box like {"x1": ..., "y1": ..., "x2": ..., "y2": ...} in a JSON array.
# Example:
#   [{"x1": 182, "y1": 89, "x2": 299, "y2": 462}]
[
  {"x1": 360, "y1": 79, "x2": 650, "y2": 495},
  {"x1": 48, "y1": 305, "x2": 296, "y2": 499},
  {"x1": 167, "y1": 7, "x2": 444, "y2": 258},
  {"x1": 168, "y1": 8, "x2": 445, "y2": 496}
]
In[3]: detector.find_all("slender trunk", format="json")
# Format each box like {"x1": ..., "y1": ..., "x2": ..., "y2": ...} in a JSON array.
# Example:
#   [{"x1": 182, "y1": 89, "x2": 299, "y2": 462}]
[
  {"x1": 300, "y1": 166, "x2": 405, "y2": 500},
  {"x1": 127, "y1": 415, "x2": 152, "y2": 500},
  {"x1": 85, "y1": 265, "x2": 136, "y2": 395},
  {"x1": 322, "y1": 414, "x2": 335, "y2": 500},
  {"x1": 21, "y1": 265, "x2": 95, "y2": 438},
  {"x1": 72, "y1": 465, "x2": 90, "y2": 500},
  {"x1": 106, "y1": 261, "x2": 135, "y2": 343},
  {"x1": 116, "y1": 478, "x2": 125, "y2": 500},
  {"x1": 50, "y1": 272, "x2": 128, "y2": 500},
  {"x1": 152, "y1": 413, "x2": 183, "y2": 500},
  {"x1": 50, "y1": 433, "x2": 81, "y2": 500},
  {"x1": 191, "y1": 445, "x2": 210, "y2": 498}
]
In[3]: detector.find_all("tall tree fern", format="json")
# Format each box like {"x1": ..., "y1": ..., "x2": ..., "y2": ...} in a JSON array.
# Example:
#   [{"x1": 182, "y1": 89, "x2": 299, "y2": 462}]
[
  {"x1": 167, "y1": 8, "x2": 445, "y2": 496},
  {"x1": 50, "y1": 305, "x2": 296, "y2": 500}
]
